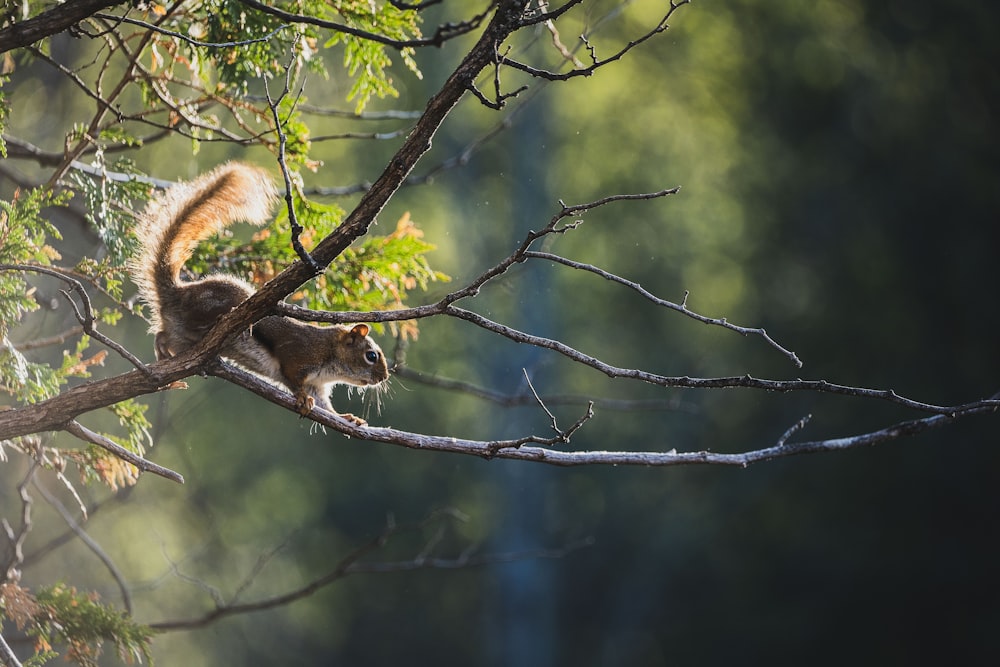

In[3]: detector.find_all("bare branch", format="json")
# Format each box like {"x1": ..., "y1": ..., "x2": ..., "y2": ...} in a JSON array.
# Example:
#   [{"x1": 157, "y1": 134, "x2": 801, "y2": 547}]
[
  {"x1": 307, "y1": 103, "x2": 528, "y2": 196},
  {"x1": 267, "y1": 101, "x2": 423, "y2": 121},
  {"x1": 524, "y1": 251, "x2": 803, "y2": 367},
  {"x1": 523, "y1": 368, "x2": 561, "y2": 433},
  {"x1": 14, "y1": 326, "x2": 86, "y2": 352},
  {"x1": 443, "y1": 305, "x2": 998, "y2": 414},
  {"x1": 207, "y1": 351, "x2": 1000, "y2": 467},
  {"x1": 64, "y1": 421, "x2": 184, "y2": 485},
  {"x1": 504, "y1": 1, "x2": 690, "y2": 81},
  {"x1": 776, "y1": 414, "x2": 813, "y2": 448},
  {"x1": 209, "y1": 361, "x2": 594, "y2": 457},
  {"x1": 348, "y1": 537, "x2": 595, "y2": 574},
  {"x1": 388, "y1": 0, "x2": 444, "y2": 10},
  {"x1": 20, "y1": 497, "x2": 109, "y2": 568},
  {"x1": 538, "y1": 0, "x2": 584, "y2": 68}
]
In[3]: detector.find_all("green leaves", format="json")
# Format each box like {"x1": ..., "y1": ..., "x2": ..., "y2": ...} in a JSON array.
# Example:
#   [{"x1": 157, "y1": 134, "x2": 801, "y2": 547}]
[
  {"x1": 1, "y1": 582, "x2": 153, "y2": 666},
  {"x1": 156, "y1": 0, "x2": 422, "y2": 112},
  {"x1": 0, "y1": 187, "x2": 66, "y2": 337},
  {"x1": 198, "y1": 0, "x2": 327, "y2": 94},
  {"x1": 190, "y1": 191, "x2": 447, "y2": 339},
  {"x1": 31, "y1": 584, "x2": 154, "y2": 667},
  {"x1": 325, "y1": 211, "x2": 448, "y2": 339},
  {"x1": 322, "y1": 1, "x2": 424, "y2": 112},
  {"x1": 69, "y1": 160, "x2": 149, "y2": 278}
]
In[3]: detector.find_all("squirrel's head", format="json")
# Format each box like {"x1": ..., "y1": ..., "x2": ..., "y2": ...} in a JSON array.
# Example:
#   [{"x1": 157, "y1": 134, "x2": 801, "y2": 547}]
[{"x1": 343, "y1": 323, "x2": 390, "y2": 386}]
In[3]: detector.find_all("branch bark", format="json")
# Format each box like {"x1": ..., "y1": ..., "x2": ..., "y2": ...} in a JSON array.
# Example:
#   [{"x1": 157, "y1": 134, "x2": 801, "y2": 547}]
[
  {"x1": 209, "y1": 362, "x2": 999, "y2": 468},
  {"x1": 0, "y1": 0, "x2": 127, "y2": 55}
]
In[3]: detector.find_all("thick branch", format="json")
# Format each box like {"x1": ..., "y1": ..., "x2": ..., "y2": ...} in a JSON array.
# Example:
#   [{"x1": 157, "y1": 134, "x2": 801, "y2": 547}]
[{"x1": 0, "y1": 0, "x2": 126, "y2": 55}]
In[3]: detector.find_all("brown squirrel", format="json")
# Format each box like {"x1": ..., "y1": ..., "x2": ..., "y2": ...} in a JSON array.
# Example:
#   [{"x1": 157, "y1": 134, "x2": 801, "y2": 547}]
[{"x1": 130, "y1": 162, "x2": 389, "y2": 425}]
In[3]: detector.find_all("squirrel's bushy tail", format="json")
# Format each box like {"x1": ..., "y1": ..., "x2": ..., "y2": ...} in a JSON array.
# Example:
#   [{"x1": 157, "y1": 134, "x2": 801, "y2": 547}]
[{"x1": 131, "y1": 162, "x2": 276, "y2": 312}]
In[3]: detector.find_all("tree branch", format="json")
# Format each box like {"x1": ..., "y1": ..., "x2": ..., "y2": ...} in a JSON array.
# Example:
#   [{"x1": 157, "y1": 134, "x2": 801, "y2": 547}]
[
  {"x1": 523, "y1": 251, "x2": 802, "y2": 367},
  {"x1": 208, "y1": 360, "x2": 999, "y2": 468},
  {"x1": 0, "y1": 632, "x2": 23, "y2": 667},
  {"x1": 63, "y1": 421, "x2": 184, "y2": 485},
  {"x1": 0, "y1": 0, "x2": 127, "y2": 55},
  {"x1": 90, "y1": 12, "x2": 288, "y2": 48},
  {"x1": 264, "y1": 62, "x2": 320, "y2": 271}
]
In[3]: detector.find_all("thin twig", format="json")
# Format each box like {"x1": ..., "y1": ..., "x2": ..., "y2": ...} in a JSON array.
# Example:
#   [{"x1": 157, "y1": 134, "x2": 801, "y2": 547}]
[
  {"x1": 525, "y1": 251, "x2": 803, "y2": 367},
  {"x1": 523, "y1": 369, "x2": 560, "y2": 434},
  {"x1": 2, "y1": 461, "x2": 38, "y2": 584},
  {"x1": 0, "y1": 265, "x2": 148, "y2": 372},
  {"x1": 505, "y1": 1, "x2": 691, "y2": 80},
  {"x1": 64, "y1": 421, "x2": 184, "y2": 484},
  {"x1": 776, "y1": 414, "x2": 813, "y2": 448},
  {"x1": 264, "y1": 62, "x2": 321, "y2": 272},
  {"x1": 15, "y1": 326, "x2": 85, "y2": 351}
]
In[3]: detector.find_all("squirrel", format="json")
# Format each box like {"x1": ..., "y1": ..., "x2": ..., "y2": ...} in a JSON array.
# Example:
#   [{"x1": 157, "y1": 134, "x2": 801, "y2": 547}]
[{"x1": 130, "y1": 162, "x2": 389, "y2": 425}]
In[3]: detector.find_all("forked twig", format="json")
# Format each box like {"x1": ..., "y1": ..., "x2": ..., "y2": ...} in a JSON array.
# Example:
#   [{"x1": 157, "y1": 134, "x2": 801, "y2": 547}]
[{"x1": 264, "y1": 61, "x2": 321, "y2": 272}]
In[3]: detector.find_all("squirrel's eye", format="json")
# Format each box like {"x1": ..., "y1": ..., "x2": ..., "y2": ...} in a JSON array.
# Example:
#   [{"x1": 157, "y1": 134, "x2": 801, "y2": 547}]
[{"x1": 365, "y1": 350, "x2": 379, "y2": 364}]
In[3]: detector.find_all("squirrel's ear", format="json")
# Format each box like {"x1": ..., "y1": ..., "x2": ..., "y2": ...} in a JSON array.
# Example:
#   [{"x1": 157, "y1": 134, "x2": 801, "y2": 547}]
[{"x1": 351, "y1": 323, "x2": 370, "y2": 338}]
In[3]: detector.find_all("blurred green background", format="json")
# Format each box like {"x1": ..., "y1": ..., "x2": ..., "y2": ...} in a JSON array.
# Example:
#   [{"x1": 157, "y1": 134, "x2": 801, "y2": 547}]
[{"x1": 3, "y1": 1, "x2": 998, "y2": 664}]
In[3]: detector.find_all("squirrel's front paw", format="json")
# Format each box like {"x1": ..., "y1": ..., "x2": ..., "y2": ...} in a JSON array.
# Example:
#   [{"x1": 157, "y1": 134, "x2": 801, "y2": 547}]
[{"x1": 295, "y1": 394, "x2": 315, "y2": 417}]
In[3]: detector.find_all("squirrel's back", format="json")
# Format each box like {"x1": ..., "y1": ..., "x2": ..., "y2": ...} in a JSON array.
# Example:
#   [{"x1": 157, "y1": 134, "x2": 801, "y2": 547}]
[{"x1": 131, "y1": 162, "x2": 276, "y2": 326}]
